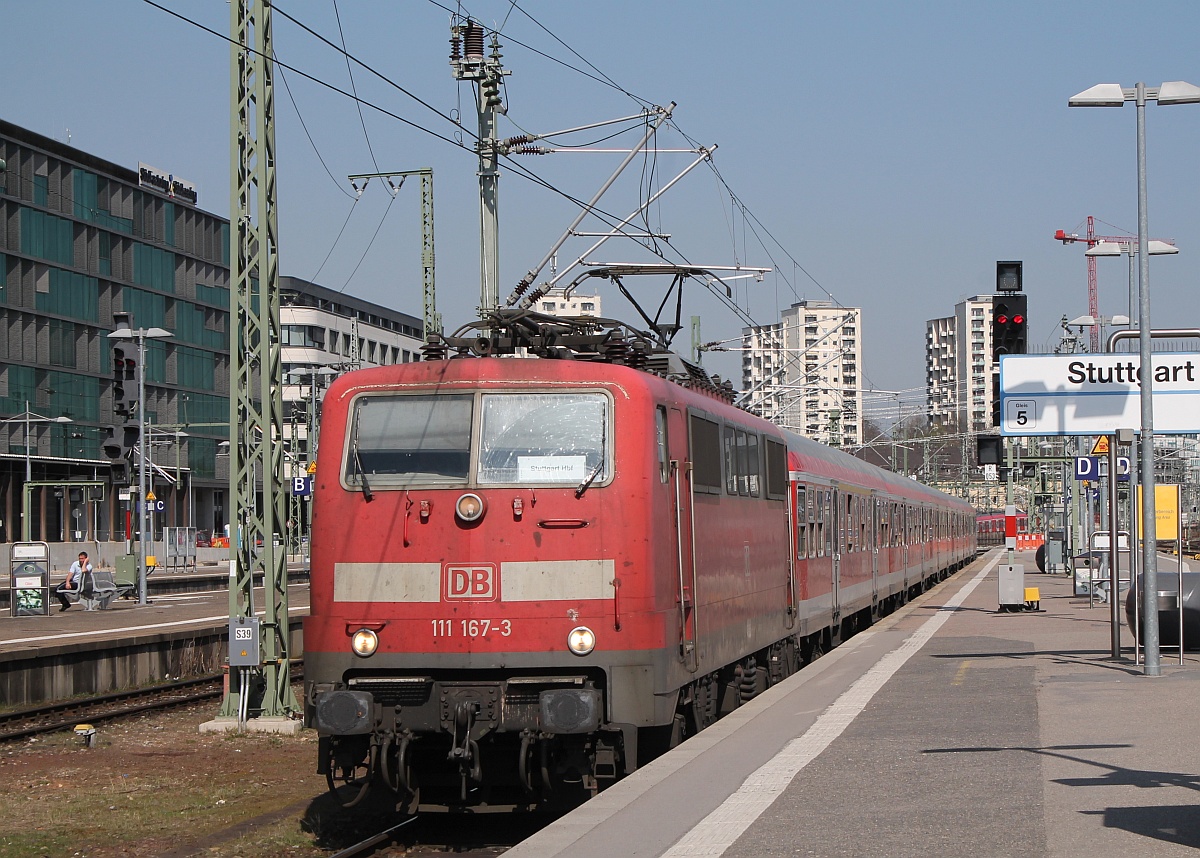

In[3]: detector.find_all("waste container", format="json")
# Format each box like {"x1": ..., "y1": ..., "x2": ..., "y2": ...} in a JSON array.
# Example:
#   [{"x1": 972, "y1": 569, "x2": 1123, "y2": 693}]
[{"x1": 9, "y1": 542, "x2": 51, "y2": 617}]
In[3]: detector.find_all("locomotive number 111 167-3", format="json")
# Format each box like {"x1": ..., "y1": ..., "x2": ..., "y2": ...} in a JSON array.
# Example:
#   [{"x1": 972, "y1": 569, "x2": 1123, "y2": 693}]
[{"x1": 431, "y1": 619, "x2": 514, "y2": 638}]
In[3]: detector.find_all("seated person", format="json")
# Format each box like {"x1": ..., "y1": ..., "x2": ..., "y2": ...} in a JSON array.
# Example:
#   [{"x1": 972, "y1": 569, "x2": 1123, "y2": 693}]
[{"x1": 56, "y1": 551, "x2": 92, "y2": 612}]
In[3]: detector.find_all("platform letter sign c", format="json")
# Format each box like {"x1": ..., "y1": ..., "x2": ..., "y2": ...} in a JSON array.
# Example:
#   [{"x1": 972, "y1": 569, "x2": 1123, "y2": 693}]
[{"x1": 444, "y1": 564, "x2": 497, "y2": 601}]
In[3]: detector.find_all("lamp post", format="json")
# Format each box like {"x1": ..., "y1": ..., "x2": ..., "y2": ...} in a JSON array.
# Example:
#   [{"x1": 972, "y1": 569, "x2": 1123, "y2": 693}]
[
  {"x1": 2, "y1": 402, "x2": 72, "y2": 541},
  {"x1": 107, "y1": 325, "x2": 173, "y2": 605},
  {"x1": 1067, "y1": 314, "x2": 1130, "y2": 352},
  {"x1": 1084, "y1": 240, "x2": 1179, "y2": 330},
  {"x1": 1069, "y1": 79, "x2": 1200, "y2": 675}
]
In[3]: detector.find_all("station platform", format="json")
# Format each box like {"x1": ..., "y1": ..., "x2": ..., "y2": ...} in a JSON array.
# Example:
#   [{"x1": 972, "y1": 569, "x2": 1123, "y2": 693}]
[
  {"x1": 510, "y1": 549, "x2": 1200, "y2": 858},
  {"x1": 1, "y1": 568, "x2": 310, "y2": 652},
  {"x1": 1, "y1": 567, "x2": 309, "y2": 707}
]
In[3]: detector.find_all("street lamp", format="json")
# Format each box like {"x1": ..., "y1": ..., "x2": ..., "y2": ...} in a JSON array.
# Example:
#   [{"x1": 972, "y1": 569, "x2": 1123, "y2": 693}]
[
  {"x1": 1067, "y1": 314, "x2": 1129, "y2": 351},
  {"x1": 1084, "y1": 240, "x2": 1179, "y2": 328},
  {"x1": 107, "y1": 325, "x2": 173, "y2": 605},
  {"x1": 1069, "y1": 79, "x2": 1200, "y2": 676},
  {"x1": 2, "y1": 401, "x2": 72, "y2": 540}
]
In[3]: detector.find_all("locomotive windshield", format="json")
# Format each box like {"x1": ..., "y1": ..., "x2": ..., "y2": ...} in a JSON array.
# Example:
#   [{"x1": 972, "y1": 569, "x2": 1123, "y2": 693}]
[
  {"x1": 348, "y1": 394, "x2": 473, "y2": 485},
  {"x1": 344, "y1": 391, "x2": 609, "y2": 488},
  {"x1": 477, "y1": 393, "x2": 607, "y2": 485}
]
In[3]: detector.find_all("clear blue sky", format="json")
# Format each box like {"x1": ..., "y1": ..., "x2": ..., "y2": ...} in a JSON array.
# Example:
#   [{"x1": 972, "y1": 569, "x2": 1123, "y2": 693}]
[{"x1": 5, "y1": 1, "x2": 1200, "y2": 421}]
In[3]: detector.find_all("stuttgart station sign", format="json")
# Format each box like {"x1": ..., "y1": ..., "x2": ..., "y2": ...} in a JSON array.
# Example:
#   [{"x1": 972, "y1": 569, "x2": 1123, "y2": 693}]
[{"x1": 998, "y1": 353, "x2": 1200, "y2": 436}]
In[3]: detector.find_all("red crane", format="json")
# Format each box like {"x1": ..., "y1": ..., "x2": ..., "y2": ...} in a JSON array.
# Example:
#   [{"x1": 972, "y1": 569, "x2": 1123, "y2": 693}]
[{"x1": 1054, "y1": 216, "x2": 1173, "y2": 351}]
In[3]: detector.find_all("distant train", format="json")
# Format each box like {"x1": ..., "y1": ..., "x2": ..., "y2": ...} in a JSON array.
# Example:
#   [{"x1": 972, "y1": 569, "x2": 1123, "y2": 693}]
[
  {"x1": 976, "y1": 510, "x2": 1028, "y2": 548},
  {"x1": 302, "y1": 314, "x2": 977, "y2": 812}
]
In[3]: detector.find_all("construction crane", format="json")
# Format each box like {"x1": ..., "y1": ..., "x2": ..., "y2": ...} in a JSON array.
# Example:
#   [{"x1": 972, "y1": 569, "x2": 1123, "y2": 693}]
[{"x1": 1054, "y1": 216, "x2": 1173, "y2": 351}]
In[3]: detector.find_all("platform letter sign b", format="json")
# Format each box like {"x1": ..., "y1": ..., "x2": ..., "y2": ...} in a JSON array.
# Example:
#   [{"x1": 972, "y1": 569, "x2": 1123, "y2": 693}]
[{"x1": 444, "y1": 564, "x2": 497, "y2": 600}]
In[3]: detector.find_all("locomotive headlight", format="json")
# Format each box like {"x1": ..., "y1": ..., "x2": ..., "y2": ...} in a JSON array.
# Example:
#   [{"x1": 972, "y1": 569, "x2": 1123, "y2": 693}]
[
  {"x1": 351, "y1": 628, "x2": 379, "y2": 658},
  {"x1": 456, "y1": 492, "x2": 486, "y2": 523},
  {"x1": 567, "y1": 625, "x2": 596, "y2": 656}
]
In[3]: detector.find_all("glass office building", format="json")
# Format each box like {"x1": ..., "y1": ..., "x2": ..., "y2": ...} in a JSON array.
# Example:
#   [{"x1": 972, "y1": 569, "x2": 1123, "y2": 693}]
[{"x1": 0, "y1": 119, "x2": 230, "y2": 543}]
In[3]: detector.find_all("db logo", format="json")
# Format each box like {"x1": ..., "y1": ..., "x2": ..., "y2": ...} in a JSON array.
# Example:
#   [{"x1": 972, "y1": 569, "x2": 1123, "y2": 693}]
[{"x1": 443, "y1": 564, "x2": 497, "y2": 601}]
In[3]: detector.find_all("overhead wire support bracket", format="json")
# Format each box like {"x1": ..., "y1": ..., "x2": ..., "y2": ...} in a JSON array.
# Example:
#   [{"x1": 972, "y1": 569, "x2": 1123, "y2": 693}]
[
  {"x1": 520, "y1": 143, "x2": 716, "y2": 308},
  {"x1": 506, "y1": 102, "x2": 677, "y2": 308},
  {"x1": 347, "y1": 169, "x2": 439, "y2": 337}
]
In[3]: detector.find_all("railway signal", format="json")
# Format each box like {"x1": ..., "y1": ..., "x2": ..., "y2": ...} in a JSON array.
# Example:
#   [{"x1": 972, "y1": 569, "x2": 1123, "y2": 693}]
[
  {"x1": 992, "y1": 293, "x2": 1028, "y2": 358},
  {"x1": 111, "y1": 312, "x2": 142, "y2": 420}
]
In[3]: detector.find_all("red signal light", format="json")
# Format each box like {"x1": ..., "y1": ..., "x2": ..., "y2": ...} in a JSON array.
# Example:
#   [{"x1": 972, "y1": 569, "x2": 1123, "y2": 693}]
[
  {"x1": 996, "y1": 314, "x2": 1009, "y2": 325},
  {"x1": 1012, "y1": 314, "x2": 1024, "y2": 325}
]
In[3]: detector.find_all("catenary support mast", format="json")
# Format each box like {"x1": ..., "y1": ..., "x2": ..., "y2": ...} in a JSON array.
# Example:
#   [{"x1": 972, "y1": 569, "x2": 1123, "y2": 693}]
[{"x1": 221, "y1": 0, "x2": 297, "y2": 722}]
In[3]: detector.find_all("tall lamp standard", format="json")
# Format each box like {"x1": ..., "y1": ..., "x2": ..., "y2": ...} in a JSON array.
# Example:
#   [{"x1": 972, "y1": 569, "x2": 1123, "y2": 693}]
[
  {"x1": 107, "y1": 325, "x2": 173, "y2": 606},
  {"x1": 1069, "y1": 79, "x2": 1200, "y2": 675},
  {"x1": 2, "y1": 402, "x2": 72, "y2": 540},
  {"x1": 1084, "y1": 240, "x2": 1179, "y2": 329}
]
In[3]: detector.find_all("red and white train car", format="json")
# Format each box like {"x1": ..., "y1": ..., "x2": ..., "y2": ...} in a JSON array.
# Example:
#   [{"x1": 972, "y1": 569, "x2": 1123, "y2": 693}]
[{"x1": 303, "y1": 350, "x2": 976, "y2": 811}]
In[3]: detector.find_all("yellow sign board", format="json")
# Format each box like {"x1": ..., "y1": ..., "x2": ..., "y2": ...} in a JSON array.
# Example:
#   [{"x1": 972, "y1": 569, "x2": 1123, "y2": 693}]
[
  {"x1": 1137, "y1": 483, "x2": 1180, "y2": 541},
  {"x1": 1090, "y1": 436, "x2": 1110, "y2": 456},
  {"x1": 306, "y1": 462, "x2": 317, "y2": 475},
  {"x1": 145, "y1": 491, "x2": 157, "y2": 501}
]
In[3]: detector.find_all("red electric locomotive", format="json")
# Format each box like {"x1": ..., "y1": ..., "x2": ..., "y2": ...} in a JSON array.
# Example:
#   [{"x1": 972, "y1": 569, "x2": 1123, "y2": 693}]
[{"x1": 303, "y1": 313, "x2": 977, "y2": 812}]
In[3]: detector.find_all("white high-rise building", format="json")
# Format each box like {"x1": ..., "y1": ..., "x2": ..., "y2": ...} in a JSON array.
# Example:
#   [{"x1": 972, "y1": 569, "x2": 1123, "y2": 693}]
[
  {"x1": 742, "y1": 300, "x2": 863, "y2": 447},
  {"x1": 926, "y1": 295, "x2": 996, "y2": 433},
  {"x1": 534, "y1": 290, "x2": 601, "y2": 318}
]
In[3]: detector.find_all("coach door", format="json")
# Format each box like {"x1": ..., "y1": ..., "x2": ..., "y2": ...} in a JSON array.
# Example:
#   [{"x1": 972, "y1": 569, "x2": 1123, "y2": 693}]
[
  {"x1": 831, "y1": 487, "x2": 841, "y2": 623},
  {"x1": 668, "y1": 407, "x2": 699, "y2": 672}
]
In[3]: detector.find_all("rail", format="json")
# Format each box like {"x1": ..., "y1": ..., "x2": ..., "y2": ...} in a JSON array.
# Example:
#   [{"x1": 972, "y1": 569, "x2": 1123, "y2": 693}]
[{"x1": 0, "y1": 664, "x2": 304, "y2": 743}]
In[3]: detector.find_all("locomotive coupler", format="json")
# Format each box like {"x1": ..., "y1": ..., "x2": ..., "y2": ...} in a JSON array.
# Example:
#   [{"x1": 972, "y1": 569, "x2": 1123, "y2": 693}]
[{"x1": 448, "y1": 700, "x2": 483, "y2": 787}]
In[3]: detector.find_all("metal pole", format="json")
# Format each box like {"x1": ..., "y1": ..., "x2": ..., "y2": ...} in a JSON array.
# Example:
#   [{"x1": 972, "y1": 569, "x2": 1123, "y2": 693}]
[
  {"x1": 1106, "y1": 437, "x2": 1120, "y2": 657},
  {"x1": 137, "y1": 333, "x2": 149, "y2": 606},
  {"x1": 24, "y1": 400, "x2": 31, "y2": 483},
  {"x1": 1135, "y1": 82, "x2": 1160, "y2": 675},
  {"x1": 1131, "y1": 436, "x2": 1141, "y2": 663}
]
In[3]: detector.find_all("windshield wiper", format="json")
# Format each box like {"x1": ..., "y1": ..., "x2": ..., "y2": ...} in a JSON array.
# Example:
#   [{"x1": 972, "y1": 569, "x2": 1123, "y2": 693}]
[
  {"x1": 575, "y1": 459, "x2": 604, "y2": 499},
  {"x1": 351, "y1": 431, "x2": 375, "y2": 503},
  {"x1": 575, "y1": 412, "x2": 608, "y2": 499}
]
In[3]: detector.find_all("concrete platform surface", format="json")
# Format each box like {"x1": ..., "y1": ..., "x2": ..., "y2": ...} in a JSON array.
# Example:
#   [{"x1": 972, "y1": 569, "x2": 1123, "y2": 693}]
[
  {"x1": 1, "y1": 575, "x2": 310, "y2": 656},
  {"x1": 510, "y1": 550, "x2": 1199, "y2": 858}
]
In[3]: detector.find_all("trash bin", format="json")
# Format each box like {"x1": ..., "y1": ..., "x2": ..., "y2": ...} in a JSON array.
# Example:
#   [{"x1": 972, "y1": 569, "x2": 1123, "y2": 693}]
[{"x1": 9, "y1": 542, "x2": 51, "y2": 617}]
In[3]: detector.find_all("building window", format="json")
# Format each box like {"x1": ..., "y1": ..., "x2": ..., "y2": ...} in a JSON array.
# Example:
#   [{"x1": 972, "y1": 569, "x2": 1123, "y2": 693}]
[{"x1": 281, "y1": 325, "x2": 325, "y2": 348}]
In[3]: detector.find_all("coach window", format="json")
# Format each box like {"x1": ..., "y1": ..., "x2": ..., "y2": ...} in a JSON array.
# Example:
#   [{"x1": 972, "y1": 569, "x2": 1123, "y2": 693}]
[
  {"x1": 809, "y1": 488, "x2": 819, "y2": 557},
  {"x1": 796, "y1": 485, "x2": 807, "y2": 558},
  {"x1": 814, "y1": 490, "x2": 825, "y2": 557},
  {"x1": 736, "y1": 430, "x2": 750, "y2": 494},
  {"x1": 824, "y1": 490, "x2": 834, "y2": 555},
  {"x1": 745, "y1": 432, "x2": 760, "y2": 496},
  {"x1": 478, "y1": 392, "x2": 609, "y2": 485},
  {"x1": 689, "y1": 414, "x2": 722, "y2": 494},
  {"x1": 764, "y1": 438, "x2": 787, "y2": 500},
  {"x1": 656, "y1": 406, "x2": 669, "y2": 483},
  {"x1": 347, "y1": 394, "x2": 473, "y2": 486},
  {"x1": 723, "y1": 425, "x2": 738, "y2": 494},
  {"x1": 845, "y1": 494, "x2": 854, "y2": 553}
]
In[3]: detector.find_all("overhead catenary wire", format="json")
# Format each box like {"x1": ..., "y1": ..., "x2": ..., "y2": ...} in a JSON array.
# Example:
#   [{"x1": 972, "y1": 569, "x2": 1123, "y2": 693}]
[
  {"x1": 331, "y1": 0, "x2": 381, "y2": 175},
  {"x1": 146, "y1": 1, "x2": 876, "y2": 369}
]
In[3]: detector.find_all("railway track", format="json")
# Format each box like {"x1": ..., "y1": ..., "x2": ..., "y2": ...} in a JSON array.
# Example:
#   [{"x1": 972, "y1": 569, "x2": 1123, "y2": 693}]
[
  {"x1": 0, "y1": 675, "x2": 227, "y2": 742},
  {"x1": 0, "y1": 663, "x2": 306, "y2": 743},
  {"x1": 325, "y1": 813, "x2": 549, "y2": 857}
]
